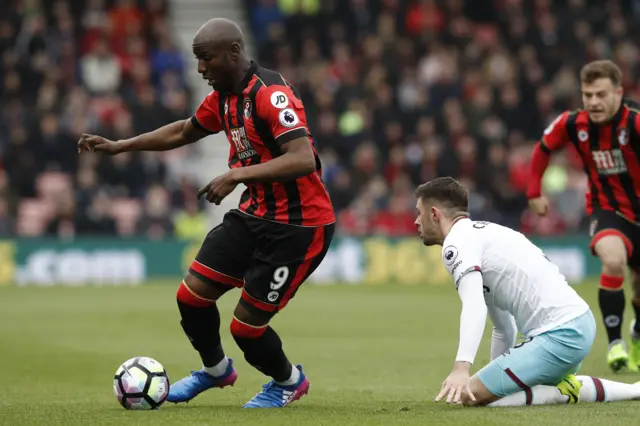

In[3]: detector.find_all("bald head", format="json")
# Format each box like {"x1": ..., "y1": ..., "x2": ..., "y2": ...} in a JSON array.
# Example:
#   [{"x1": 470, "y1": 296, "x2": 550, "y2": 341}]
[
  {"x1": 193, "y1": 18, "x2": 244, "y2": 50},
  {"x1": 192, "y1": 18, "x2": 251, "y2": 92}
]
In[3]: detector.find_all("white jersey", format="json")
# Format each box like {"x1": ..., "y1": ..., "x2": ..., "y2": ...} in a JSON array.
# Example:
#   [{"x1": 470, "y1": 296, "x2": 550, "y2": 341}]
[{"x1": 442, "y1": 218, "x2": 589, "y2": 338}]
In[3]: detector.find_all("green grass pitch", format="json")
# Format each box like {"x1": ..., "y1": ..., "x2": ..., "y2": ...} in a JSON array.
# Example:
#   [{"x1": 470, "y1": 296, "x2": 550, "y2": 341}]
[{"x1": 1, "y1": 280, "x2": 639, "y2": 425}]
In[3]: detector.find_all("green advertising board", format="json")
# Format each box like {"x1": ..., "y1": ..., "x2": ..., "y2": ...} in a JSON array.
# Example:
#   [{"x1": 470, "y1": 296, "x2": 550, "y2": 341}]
[{"x1": 0, "y1": 235, "x2": 598, "y2": 286}]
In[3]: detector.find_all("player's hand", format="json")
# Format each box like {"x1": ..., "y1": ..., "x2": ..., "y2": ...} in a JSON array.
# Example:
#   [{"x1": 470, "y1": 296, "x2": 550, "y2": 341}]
[
  {"x1": 435, "y1": 368, "x2": 475, "y2": 405},
  {"x1": 77, "y1": 134, "x2": 123, "y2": 155},
  {"x1": 528, "y1": 196, "x2": 550, "y2": 217},
  {"x1": 197, "y1": 170, "x2": 239, "y2": 205}
]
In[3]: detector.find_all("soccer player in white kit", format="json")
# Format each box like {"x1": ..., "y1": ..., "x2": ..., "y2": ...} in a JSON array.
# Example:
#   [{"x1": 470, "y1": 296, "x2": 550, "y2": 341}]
[{"x1": 415, "y1": 177, "x2": 640, "y2": 407}]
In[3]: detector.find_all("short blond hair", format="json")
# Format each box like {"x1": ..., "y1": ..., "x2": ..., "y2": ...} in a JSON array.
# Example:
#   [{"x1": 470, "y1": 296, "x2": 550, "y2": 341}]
[{"x1": 580, "y1": 60, "x2": 622, "y2": 86}]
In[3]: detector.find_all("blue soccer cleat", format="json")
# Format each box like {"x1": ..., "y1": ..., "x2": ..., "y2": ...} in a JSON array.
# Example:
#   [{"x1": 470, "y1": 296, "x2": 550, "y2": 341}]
[
  {"x1": 167, "y1": 358, "x2": 238, "y2": 403},
  {"x1": 243, "y1": 365, "x2": 310, "y2": 408}
]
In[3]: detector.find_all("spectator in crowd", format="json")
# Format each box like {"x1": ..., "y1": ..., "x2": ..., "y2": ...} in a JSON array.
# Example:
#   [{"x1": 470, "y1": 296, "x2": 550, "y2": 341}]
[
  {"x1": 244, "y1": 0, "x2": 638, "y2": 236},
  {"x1": 4, "y1": 0, "x2": 639, "y2": 240},
  {"x1": 0, "y1": 0, "x2": 199, "y2": 238}
]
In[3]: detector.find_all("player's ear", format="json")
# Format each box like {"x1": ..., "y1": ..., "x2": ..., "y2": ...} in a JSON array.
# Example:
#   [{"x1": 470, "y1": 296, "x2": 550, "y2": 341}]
[
  {"x1": 430, "y1": 206, "x2": 439, "y2": 221},
  {"x1": 229, "y1": 42, "x2": 240, "y2": 61}
]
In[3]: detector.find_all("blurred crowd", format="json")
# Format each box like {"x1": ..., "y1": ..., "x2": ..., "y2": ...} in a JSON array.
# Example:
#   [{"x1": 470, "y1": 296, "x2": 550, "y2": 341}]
[
  {"x1": 4, "y1": 0, "x2": 640, "y2": 240},
  {"x1": 0, "y1": 0, "x2": 208, "y2": 239},
  {"x1": 245, "y1": 0, "x2": 640, "y2": 236}
]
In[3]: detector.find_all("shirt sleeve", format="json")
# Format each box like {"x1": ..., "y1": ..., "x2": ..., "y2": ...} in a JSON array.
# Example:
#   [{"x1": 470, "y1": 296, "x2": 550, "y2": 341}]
[
  {"x1": 455, "y1": 271, "x2": 487, "y2": 364},
  {"x1": 487, "y1": 305, "x2": 517, "y2": 361},
  {"x1": 192, "y1": 90, "x2": 223, "y2": 134},
  {"x1": 442, "y1": 234, "x2": 482, "y2": 287},
  {"x1": 255, "y1": 83, "x2": 309, "y2": 145},
  {"x1": 540, "y1": 111, "x2": 571, "y2": 152}
]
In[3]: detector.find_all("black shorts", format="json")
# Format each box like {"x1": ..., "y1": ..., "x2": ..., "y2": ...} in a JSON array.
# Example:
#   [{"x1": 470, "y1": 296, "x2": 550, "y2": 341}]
[
  {"x1": 589, "y1": 209, "x2": 640, "y2": 268},
  {"x1": 188, "y1": 209, "x2": 334, "y2": 312}
]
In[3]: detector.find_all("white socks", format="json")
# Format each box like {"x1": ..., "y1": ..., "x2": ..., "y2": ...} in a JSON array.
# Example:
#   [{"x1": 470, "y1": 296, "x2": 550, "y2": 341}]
[
  {"x1": 488, "y1": 376, "x2": 640, "y2": 407},
  {"x1": 206, "y1": 359, "x2": 300, "y2": 385},
  {"x1": 576, "y1": 375, "x2": 640, "y2": 402},
  {"x1": 488, "y1": 385, "x2": 567, "y2": 407},
  {"x1": 276, "y1": 364, "x2": 301, "y2": 386},
  {"x1": 203, "y1": 356, "x2": 229, "y2": 377}
]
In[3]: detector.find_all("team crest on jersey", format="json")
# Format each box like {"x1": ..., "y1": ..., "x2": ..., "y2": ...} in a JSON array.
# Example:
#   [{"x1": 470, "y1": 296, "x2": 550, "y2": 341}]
[
  {"x1": 578, "y1": 130, "x2": 589, "y2": 142},
  {"x1": 618, "y1": 129, "x2": 628, "y2": 145},
  {"x1": 224, "y1": 101, "x2": 228, "y2": 115},
  {"x1": 229, "y1": 127, "x2": 257, "y2": 160},
  {"x1": 243, "y1": 99, "x2": 252, "y2": 119},
  {"x1": 443, "y1": 245, "x2": 458, "y2": 266}
]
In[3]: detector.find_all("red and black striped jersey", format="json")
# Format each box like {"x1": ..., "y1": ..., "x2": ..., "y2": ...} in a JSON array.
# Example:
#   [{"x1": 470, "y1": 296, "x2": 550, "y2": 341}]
[
  {"x1": 541, "y1": 104, "x2": 640, "y2": 223},
  {"x1": 190, "y1": 62, "x2": 335, "y2": 227}
]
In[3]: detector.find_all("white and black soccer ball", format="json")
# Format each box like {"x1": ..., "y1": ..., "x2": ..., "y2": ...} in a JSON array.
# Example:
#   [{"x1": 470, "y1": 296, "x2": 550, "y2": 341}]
[{"x1": 113, "y1": 356, "x2": 170, "y2": 410}]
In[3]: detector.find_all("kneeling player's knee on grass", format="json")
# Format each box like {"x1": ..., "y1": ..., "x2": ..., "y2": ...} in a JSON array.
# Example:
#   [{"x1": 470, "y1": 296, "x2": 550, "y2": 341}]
[
  {"x1": 465, "y1": 376, "x2": 500, "y2": 407},
  {"x1": 461, "y1": 393, "x2": 480, "y2": 407}
]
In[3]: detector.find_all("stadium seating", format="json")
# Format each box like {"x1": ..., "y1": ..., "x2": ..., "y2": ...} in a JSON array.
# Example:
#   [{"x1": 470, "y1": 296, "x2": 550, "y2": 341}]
[
  {"x1": 0, "y1": 0, "x2": 200, "y2": 238},
  {"x1": 243, "y1": 0, "x2": 640, "y2": 236},
  {"x1": 3, "y1": 1, "x2": 639, "y2": 238}
]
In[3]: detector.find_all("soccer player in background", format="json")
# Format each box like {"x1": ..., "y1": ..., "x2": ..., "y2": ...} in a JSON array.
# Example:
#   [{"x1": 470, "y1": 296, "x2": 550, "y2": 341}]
[
  {"x1": 78, "y1": 18, "x2": 335, "y2": 408},
  {"x1": 416, "y1": 177, "x2": 640, "y2": 407},
  {"x1": 528, "y1": 60, "x2": 640, "y2": 373}
]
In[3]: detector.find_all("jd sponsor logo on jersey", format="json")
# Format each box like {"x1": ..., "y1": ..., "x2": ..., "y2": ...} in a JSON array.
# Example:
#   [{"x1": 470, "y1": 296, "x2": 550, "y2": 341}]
[
  {"x1": 230, "y1": 127, "x2": 257, "y2": 160},
  {"x1": 270, "y1": 91, "x2": 288, "y2": 109},
  {"x1": 279, "y1": 108, "x2": 299, "y2": 128},
  {"x1": 443, "y1": 245, "x2": 458, "y2": 265},
  {"x1": 592, "y1": 149, "x2": 628, "y2": 175}
]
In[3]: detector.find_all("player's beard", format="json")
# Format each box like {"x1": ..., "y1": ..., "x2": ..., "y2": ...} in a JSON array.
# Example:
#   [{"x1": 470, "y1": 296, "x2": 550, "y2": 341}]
[{"x1": 420, "y1": 230, "x2": 439, "y2": 246}]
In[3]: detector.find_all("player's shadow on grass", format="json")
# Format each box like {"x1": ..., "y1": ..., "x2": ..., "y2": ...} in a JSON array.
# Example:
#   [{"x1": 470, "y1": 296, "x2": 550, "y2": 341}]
[{"x1": 157, "y1": 403, "x2": 403, "y2": 413}]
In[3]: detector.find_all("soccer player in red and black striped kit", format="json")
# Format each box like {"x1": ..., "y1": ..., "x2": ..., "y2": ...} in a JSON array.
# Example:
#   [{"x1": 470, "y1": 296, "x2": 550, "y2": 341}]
[
  {"x1": 527, "y1": 60, "x2": 640, "y2": 373},
  {"x1": 78, "y1": 18, "x2": 335, "y2": 408}
]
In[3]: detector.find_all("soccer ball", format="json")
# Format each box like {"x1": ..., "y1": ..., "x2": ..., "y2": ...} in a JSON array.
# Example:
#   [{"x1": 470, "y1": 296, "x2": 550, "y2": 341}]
[{"x1": 113, "y1": 356, "x2": 170, "y2": 410}]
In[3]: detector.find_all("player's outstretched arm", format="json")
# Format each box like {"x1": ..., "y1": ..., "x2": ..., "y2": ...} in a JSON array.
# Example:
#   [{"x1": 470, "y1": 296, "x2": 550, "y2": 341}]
[
  {"x1": 231, "y1": 137, "x2": 316, "y2": 184},
  {"x1": 77, "y1": 118, "x2": 208, "y2": 155},
  {"x1": 526, "y1": 142, "x2": 553, "y2": 216},
  {"x1": 527, "y1": 111, "x2": 573, "y2": 216}
]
